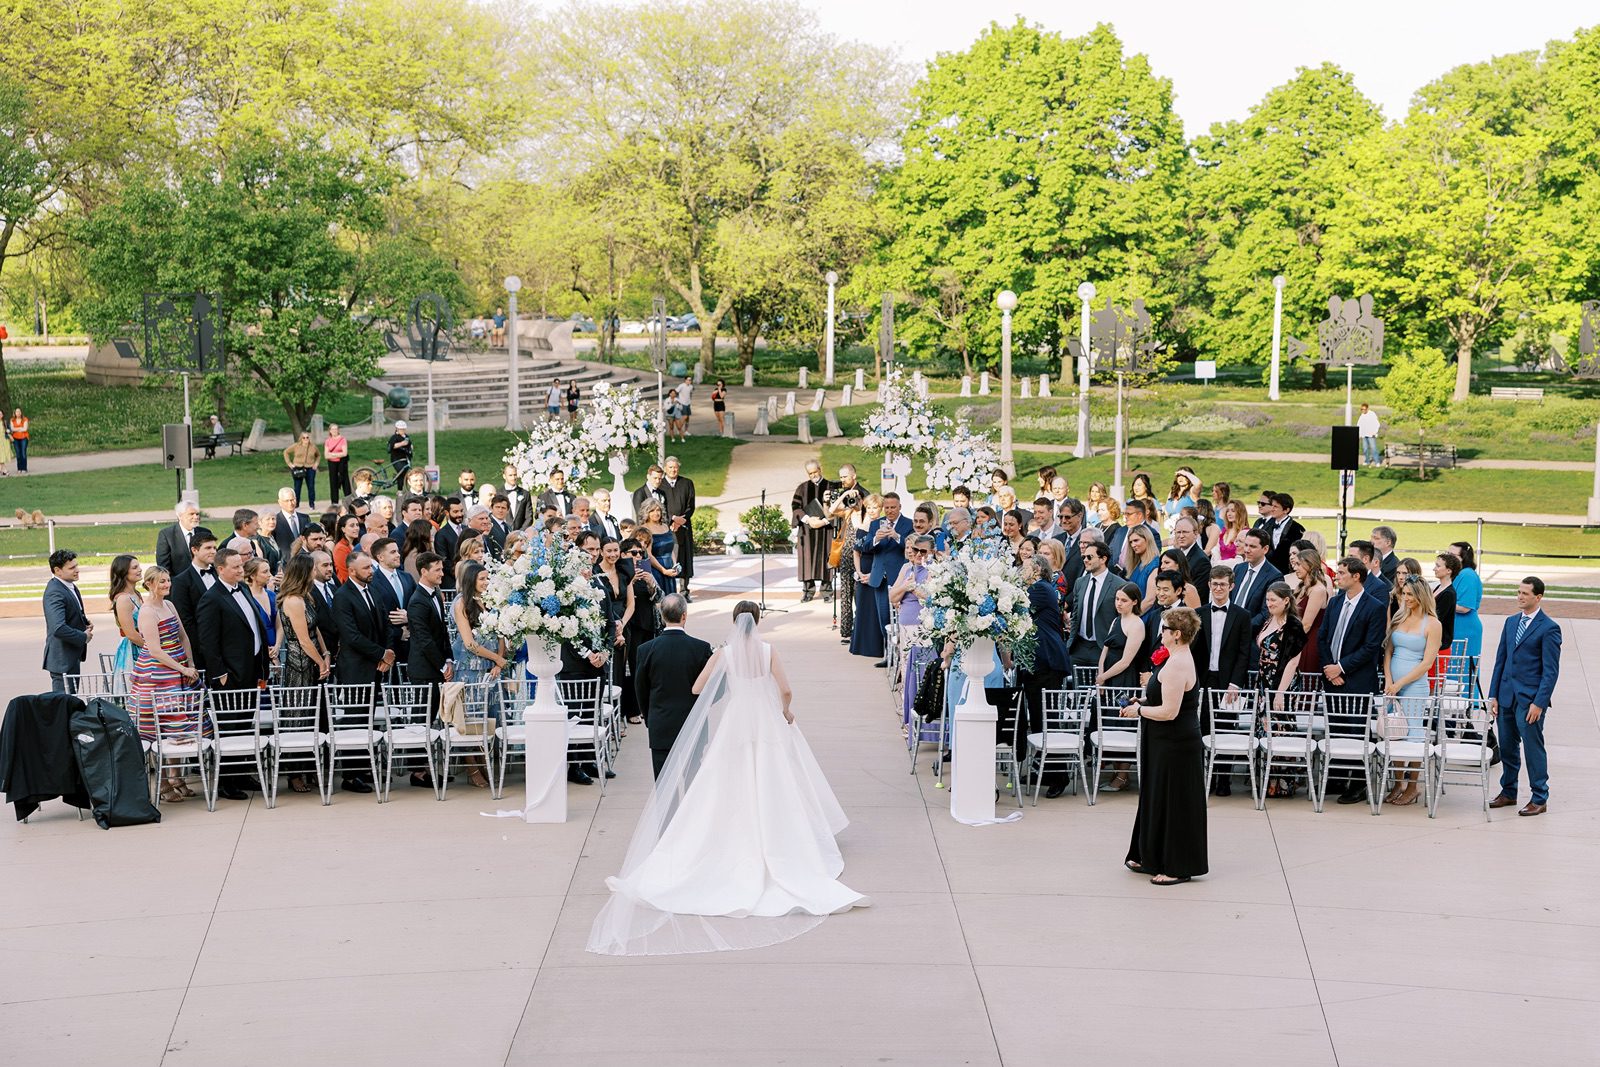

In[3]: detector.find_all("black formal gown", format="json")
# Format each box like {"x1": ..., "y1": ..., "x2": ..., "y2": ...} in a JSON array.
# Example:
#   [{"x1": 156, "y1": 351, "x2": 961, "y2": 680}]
[
  {"x1": 1126, "y1": 663, "x2": 1208, "y2": 879},
  {"x1": 1098, "y1": 616, "x2": 1142, "y2": 688}
]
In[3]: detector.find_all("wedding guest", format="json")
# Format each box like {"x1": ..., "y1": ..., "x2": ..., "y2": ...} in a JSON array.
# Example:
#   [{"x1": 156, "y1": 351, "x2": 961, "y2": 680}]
[
  {"x1": 1098, "y1": 582, "x2": 1147, "y2": 689},
  {"x1": 169, "y1": 527, "x2": 218, "y2": 639},
  {"x1": 254, "y1": 511, "x2": 282, "y2": 575},
  {"x1": 1014, "y1": 557, "x2": 1071, "y2": 798},
  {"x1": 1170, "y1": 515, "x2": 1208, "y2": 579},
  {"x1": 1030, "y1": 496, "x2": 1060, "y2": 540},
  {"x1": 130, "y1": 566, "x2": 201, "y2": 801},
  {"x1": 1382, "y1": 574, "x2": 1442, "y2": 807},
  {"x1": 270, "y1": 487, "x2": 309, "y2": 559},
  {"x1": 42, "y1": 550, "x2": 91, "y2": 693},
  {"x1": 156, "y1": 500, "x2": 202, "y2": 573},
  {"x1": 1292, "y1": 547, "x2": 1332, "y2": 678},
  {"x1": 332, "y1": 512, "x2": 364, "y2": 582},
  {"x1": 1068, "y1": 541, "x2": 1117, "y2": 676},
  {"x1": 276, "y1": 554, "x2": 330, "y2": 793},
  {"x1": 1035, "y1": 465, "x2": 1058, "y2": 498},
  {"x1": 1095, "y1": 497, "x2": 1122, "y2": 550},
  {"x1": 449, "y1": 562, "x2": 502, "y2": 788},
  {"x1": 1349, "y1": 540, "x2": 1390, "y2": 604},
  {"x1": 640, "y1": 500, "x2": 680, "y2": 595},
  {"x1": 1319, "y1": 556, "x2": 1387, "y2": 806},
  {"x1": 1448, "y1": 541, "x2": 1484, "y2": 674},
  {"x1": 1194, "y1": 499, "x2": 1220, "y2": 556},
  {"x1": 1162, "y1": 468, "x2": 1199, "y2": 528},
  {"x1": 619, "y1": 539, "x2": 661, "y2": 722},
  {"x1": 987, "y1": 468, "x2": 1010, "y2": 507},
  {"x1": 1122, "y1": 525, "x2": 1160, "y2": 604},
  {"x1": 1085, "y1": 481, "x2": 1108, "y2": 525},
  {"x1": 283, "y1": 430, "x2": 321, "y2": 510},
  {"x1": 847, "y1": 494, "x2": 885, "y2": 659},
  {"x1": 108, "y1": 554, "x2": 145, "y2": 690},
  {"x1": 407, "y1": 552, "x2": 453, "y2": 716},
  {"x1": 1122, "y1": 606, "x2": 1207, "y2": 885},
  {"x1": 244, "y1": 558, "x2": 277, "y2": 651},
  {"x1": 993, "y1": 486, "x2": 1026, "y2": 531},
  {"x1": 1216, "y1": 500, "x2": 1249, "y2": 564},
  {"x1": 1231, "y1": 529, "x2": 1281, "y2": 629},
  {"x1": 860, "y1": 492, "x2": 913, "y2": 668},
  {"x1": 1210, "y1": 481, "x2": 1231, "y2": 512},
  {"x1": 1431, "y1": 552, "x2": 1459, "y2": 680},
  {"x1": 1256, "y1": 582, "x2": 1308, "y2": 798},
  {"x1": 1128, "y1": 472, "x2": 1159, "y2": 519},
  {"x1": 325, "y1": 423, "x2": 351, "y2": 504},
  {"x1": 890, "y1": 534, "x2": 937, "y2": 727},
  {"x1": 453, "y1": 531, "x2": 487, "y2": 589},
  {"x1": 1488, "y1": 577, "x2": 1561, "y2": 817},
  {"x1": 1371, "y1": 525, "x2": 1400, "y2": 583},
  {"x1": 1151, "y1": 548, "x2": 1202, "y2": 612},
  {"x1": 1264, "y1": 492, "x2": 1306, "y2": 573}
]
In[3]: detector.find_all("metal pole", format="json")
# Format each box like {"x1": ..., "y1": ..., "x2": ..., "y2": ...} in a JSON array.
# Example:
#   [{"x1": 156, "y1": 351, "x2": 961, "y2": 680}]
[
  {"x1": 426, "y1": 356, "x2": 437, "y2": 472},
  {"x1": 1112, "y1": 372, "x2": 1126, "y2": 501},
  {"x1": 1587, "y1": 417, "x2": 1600, "y2": 523},
  {"x1": 505, "y1": 278, "x2": 523, "y2": 432},
  {"x1": 1073, "y1": 282, "x2": 1095, "y2": 458},
  {"x1": 181, "y1": 372, "x2": 195, "y2": 494},
  {"x1": 1475, "y1": 517, "x2": 1484, "y2": 565},
  {"x1": 1344, "y1": 363, "x2": 1354, "y2": 426},
  {"x1": 654, "y1": 296, "x2": 667, "y2": 465},
  {"x1": 824, "y1": 271, "x2": 838, "y2": 386},
  {"x1": 997, "y1": 291, "x2": 1016, "y2": 466},
  {"x1": 1269, "y1": 274, "x2": 1285, "y2": 401}
]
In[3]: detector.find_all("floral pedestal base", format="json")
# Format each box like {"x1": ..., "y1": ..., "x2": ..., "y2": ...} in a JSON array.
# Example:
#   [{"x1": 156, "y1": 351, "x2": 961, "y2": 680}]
[
  {"x1": 608, "y1": 454, "x2": 633, "y2": 521},
  {"x1": 520, "y1": 641, "x2": 567, "y2": 823},
  {"x1": 951, "y1": 638, "x2": 999, "y2": 824}
]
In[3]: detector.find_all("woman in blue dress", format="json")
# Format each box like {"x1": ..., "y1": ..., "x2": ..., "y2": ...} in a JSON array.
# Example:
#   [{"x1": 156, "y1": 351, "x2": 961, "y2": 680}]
[
  {"x1": 640, "y1": 500, "x2": 680, "y2": 595},
  {"x1": 108, "y1": 554, "x2": 144, "y2": 691},
  {"x1": 848, "y1": 495, "x2": 885, "y2": 659},
  {"x1": 1382, "y1": 575, "x2": 1443, "y2": 807},
  {"x1": 449, "y1": 561, "x2": 503, "y2": 788},
  {"x1": 1448, "y1": 541, "x2": 1483, "y2": 685}
]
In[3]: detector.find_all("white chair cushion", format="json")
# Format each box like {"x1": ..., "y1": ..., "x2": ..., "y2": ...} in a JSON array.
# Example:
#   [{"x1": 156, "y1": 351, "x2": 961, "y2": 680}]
[
  {"x1": 330, "y1": 728, "x2": 373, "y2": 748},
  {"x1": 1206, "y1": 735, "x2": 1254, "y2": 755},
  {"x1": 1026, "y1": 731, "x2": 1083, "y2": 751},
  {"x1": 1264, "y1": 736, "x2": 1310, "y2": 757},
  {"x1": 216, "y1": 736, "x2": 265, "y2": 755}
]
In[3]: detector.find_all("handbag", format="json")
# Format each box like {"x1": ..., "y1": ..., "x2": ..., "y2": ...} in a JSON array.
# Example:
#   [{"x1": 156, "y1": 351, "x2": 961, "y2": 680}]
[
  {"x1": 828, "y1": 532, "x2": 847, "y2": 568},
  {"x1": 1374, "y1": 697, "x2": 1410, "y2": 741},
  {"x1": 440, "y1": 680, "x2": 491, "y2": 735}
]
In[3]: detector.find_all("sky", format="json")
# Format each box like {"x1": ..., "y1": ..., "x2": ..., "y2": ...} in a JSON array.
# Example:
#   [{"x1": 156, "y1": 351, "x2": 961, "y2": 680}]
[{"x1": 801, "y1": 0, "x2": 1596, "y2": 134}]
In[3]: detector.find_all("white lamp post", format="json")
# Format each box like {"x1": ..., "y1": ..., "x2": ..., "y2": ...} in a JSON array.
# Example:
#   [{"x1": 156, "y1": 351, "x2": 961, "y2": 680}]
[
  {"x1": 1344, "y1": 363, "x2": 1355, "y2": 426},
  {"x1": 997, "y1": 290, "x2": 1018, "y2": 466},
  {"x1": 504, "y1": 275, "x2": 522, "y2": 432},
  {"x1": 1588, "y1": 418, "x2": 1600, "y2": 523},
  {"x1": 1269, "y1": 274, "x2": 1285, "y2": 401},
  {"x1": 1073, "y1": 282, "x2": 1096, "y2": 458},
  {"x1": 824, "y1": 271, "x2": 838, "y2": 386}
]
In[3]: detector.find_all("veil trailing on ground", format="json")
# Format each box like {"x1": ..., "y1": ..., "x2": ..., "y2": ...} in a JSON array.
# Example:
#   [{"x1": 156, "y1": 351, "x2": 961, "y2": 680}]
[{"x1": 585, "y1": 614, "x2": 837, "y2": 955}]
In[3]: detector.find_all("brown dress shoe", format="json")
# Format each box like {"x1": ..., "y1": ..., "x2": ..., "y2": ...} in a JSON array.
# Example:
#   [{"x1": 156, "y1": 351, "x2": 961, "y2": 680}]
[
  {"x1": 1489, "y1": 795, "x2": 1517, "y2": 809},
  {"x1": 1517, "y1": 802, "x2": 1547, "y2": 816}
]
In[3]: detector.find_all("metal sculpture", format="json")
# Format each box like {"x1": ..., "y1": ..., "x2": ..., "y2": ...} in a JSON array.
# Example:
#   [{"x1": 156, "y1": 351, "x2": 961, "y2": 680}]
[
  {"x1": 1575, "y1": 300, "x2": 1600, "y2": 379},
  {"x1": 1292, "y1": 294, "x2": 1384, "y2": 366},
  {"x1": 141, "y1": 293, "x2": 224, "y2": 372},
  {"x1": 406, "y1": 293, "x2": 454, "y2": 363},
  {"x1": 1089, "y1": 297, "x2": 1162, "y2": 374}
]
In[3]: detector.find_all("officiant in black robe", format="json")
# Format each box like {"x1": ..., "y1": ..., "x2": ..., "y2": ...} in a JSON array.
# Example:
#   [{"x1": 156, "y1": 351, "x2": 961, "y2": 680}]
[
  {"x1": 792, "y1": 461, "x2": 839, "y2": 602},
  {"x1": 660, "y1": 456, "x2": 697, "y2": 602}
]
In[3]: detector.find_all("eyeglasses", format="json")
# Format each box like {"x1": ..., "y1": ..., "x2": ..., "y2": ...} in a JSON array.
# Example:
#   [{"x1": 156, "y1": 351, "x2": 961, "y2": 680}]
[
  {"x1": 1161, "y1": 625, "x2": 1178, "y2": 633},
  {"x1": 1256, "y1": 500, "x2": 1271, "y2": 507}
]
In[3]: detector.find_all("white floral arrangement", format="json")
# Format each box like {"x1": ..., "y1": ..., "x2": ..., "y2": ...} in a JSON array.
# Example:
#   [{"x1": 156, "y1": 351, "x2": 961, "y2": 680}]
[
  {"x1": 862, "y1": 365, "x2": 945, "y2": 455},
  {"x1": 505, "y1": 418, "x2": 591, "y2": 494},
  {"x1": 924, "y1": 420, "x2": 1000, "y2": 491},
  {"x1": 478, "y1": 535, "x2": 609, "y2": 654},
  {"x1": 913, "y1": 546, "x2": 1036, "y2": 653},
  {"x1": 581, "y1": 381, "x2": 655, "y2": 456}
]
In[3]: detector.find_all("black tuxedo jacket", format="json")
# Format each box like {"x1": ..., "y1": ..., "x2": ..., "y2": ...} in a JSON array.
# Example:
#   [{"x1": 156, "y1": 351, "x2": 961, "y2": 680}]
[
  {"x1": 588, "y1": 513, "x2": 621, "y2": 542},
  {"x1": 1197, "y1": 601, "x2": 1252, "y2": 692},
  {"x1": 196, "y1": 582, "x2": 266, "y2": 689},
  {"x1": 311, "y1": 580, "x2": 341, "y2": 658},
  {"x1": 538, "y1": 489, "x2": 576, "y2": 517},
  {"x1": 155, "y1": 522, "x2": 193, "y2": 574},
  {"x1": 631, "y1": 483, "x2": 666, "y2": 519},
  {"x1": 169, "y1": 564, "x2": 212, "y2": 642},
  {"x1": 634, "y1": 629, "x2": 713, "y2": 754},
  {"x1": 1267, "y1": 517, "x2": 1306, "y2": 573},
  {"x1": 1053, "y1": 531, "x2": 1086, "y2": 594},
  {"x1": 1181, "y1": 543, "x2": 1210, "y2": 582},
  {"x1": 368, "y1": 567, "x2": 416, "y2": 655},
  {"x1": 333, "y1": 580, "x2": 388, "y2": 687},
  {"x1": 272, "y1": 510, "x2": 310, "y2": 557},
  {"x1": 487, "y1": 520, "x2": 509, "y2": 560},
  {"x1": 406, "y1": 586, "x2": 451, "y2": 683},
  {"x1": 434, "y1": 523, "x2": 462, "y2": 590},
  {"x1": 504, "y1": 487, "x2": 532, "y2": 531}
]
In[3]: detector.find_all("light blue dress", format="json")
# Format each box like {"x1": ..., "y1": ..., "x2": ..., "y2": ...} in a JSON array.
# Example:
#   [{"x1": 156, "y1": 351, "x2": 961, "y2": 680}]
[
  {"x1": 1453, "y1": 567, "x2": 1483, "y2": 659},
  {"x1": 111, "y1": 598, "x2": 140, "y2": 688},
  {"x1": 1387, "y1": 626, "x2": 1430, "y2": 739}
]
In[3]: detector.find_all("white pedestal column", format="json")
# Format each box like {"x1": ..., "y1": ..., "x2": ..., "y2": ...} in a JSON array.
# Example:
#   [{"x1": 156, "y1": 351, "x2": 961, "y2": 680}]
[
  {"x1": 520, "y1": 644, "x2": 569, "y2": 823},
  {"x1": 608, "y1": 454, "x2": 633, "y2": 521},
  {"x1": 951, "y1": 638, "x2": 999, "y2": 825}
]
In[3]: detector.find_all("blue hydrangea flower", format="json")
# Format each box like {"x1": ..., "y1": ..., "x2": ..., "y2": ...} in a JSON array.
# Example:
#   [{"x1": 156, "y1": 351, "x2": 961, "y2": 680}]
[
  {"x1": 540, "y1": 595, "x2": 561, "y2": 614},
  {"x1": 979, "y1": 594, "x2": 996, "y2": 613},
  {"x1": 507, "y1": 591, "x2": 526, "y2": 606}
]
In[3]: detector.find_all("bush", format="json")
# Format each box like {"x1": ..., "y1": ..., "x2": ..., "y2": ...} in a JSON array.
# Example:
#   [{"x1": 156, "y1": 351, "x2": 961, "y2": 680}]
[
  {"x1": 736, "y1": 504, "x2": 792, "y2": 552},
  {"x1": 691, "y1": 509, "x2": 725, "y2": 554}
]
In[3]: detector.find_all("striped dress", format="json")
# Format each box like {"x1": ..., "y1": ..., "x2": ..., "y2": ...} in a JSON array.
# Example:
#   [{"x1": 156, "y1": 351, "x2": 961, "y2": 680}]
[{"x1": 130, "y1": 613, "x2": 200, "y2": 741}]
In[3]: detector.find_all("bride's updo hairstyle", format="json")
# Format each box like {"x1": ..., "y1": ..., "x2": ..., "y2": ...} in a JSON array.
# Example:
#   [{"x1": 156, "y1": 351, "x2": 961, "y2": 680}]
[{"x1": 732, "y1": 600, "x2": 761, "y2": 626}]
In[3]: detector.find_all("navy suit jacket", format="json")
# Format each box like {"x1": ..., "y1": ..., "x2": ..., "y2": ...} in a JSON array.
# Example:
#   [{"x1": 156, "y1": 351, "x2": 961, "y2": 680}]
[
  {"x1": 1488, "y1": 611, "x2": 1561, "y2": 711},
  {"x1": 1231, "y1": 559, "x2": 1283, "y2": 629},
  {"x1": 861, "y1": 515, "x2": 914, "y2": 588},
  {"x1": 1028, "y1": 579, "x2": 1070, "y2": 672},
  {"x1": 368, "y1": 566, "x2": 417, "y2": 654},
  {"x1": 1316, "y1": 590, "x2": 1386, "y2": 694}
]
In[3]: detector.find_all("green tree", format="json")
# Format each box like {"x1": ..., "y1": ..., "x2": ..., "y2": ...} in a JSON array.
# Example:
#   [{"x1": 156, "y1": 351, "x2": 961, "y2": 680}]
[
  {"x1": 1321, "y1": 52, "x2": 1553, "y2": 400},
  {"x1": 73, "y1": 139, "x2": 459, "y2": 432},
  {"x1": 865, "y1": 20, "x2": 1188, "y2": 378},
  {"x1": 1187, "y1": 65, "x2": 1382, "y2": 377},
  {"x1": 1377, "y1": 346, "x2": 1455, "y2": 478}
]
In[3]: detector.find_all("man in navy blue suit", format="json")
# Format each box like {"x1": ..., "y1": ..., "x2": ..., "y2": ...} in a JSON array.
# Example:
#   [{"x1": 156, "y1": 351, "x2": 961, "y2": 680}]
[
  {"x1": 1317, "y1": 556, "x2": 1388, "y2": 804},
  {"x1": 1488, "y1": 577, "x2": 1561, "y2": 816},
  {"x1": 861, "y1": 492, "x2": 913, "y2": 668},
  {"x1": 1230, "y1": 528, "x2": 1282, "y2": 631}
]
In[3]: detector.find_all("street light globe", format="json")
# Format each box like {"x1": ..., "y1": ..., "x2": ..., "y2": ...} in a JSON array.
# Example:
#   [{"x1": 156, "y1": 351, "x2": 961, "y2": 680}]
[
  {"x1": 1077, "y1": 281, "x2": 1096, "y2": 301},
  {"x1": 825, "y1": 270, "x2": 838, "y2": 285},
  {"x1": 996, "y1": 290, "x2": 1019, "y2": 312},
  {"x1": 503, "y1": 275, "x2": 522, "y2": 293},
  {"x1": 1273, "y1": 274, "x2": 1286, "y2": 289}
]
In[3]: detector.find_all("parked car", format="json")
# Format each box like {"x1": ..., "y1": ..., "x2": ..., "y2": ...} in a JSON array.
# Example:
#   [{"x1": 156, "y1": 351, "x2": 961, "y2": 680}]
[
  {"x1": 569, "y1": 313, "x2": 597, "y2": 332},
  {"x1": 666, "y1": 313, "x2": 699, "y2": 332}
]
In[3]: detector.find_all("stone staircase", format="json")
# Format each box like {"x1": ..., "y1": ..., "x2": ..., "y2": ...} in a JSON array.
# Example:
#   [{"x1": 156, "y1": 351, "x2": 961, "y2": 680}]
[{"x1": 371, "y1": 355, "x2": 642, "y2": 421}]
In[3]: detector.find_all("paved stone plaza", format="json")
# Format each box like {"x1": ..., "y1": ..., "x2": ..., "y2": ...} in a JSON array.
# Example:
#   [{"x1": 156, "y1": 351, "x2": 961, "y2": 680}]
[{"x1": 1, "y1": 565, "x2": 1597, "y2": 1065}]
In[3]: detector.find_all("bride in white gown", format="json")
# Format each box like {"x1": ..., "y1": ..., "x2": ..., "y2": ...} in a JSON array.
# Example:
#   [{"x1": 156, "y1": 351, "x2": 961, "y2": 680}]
[{"x1": 587, "y1": 602, "x2": 868, "y2": 955}]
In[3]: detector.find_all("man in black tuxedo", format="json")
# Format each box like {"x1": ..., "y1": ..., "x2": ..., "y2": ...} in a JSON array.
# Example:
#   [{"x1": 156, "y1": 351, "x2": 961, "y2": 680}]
[
  {"x1": 1371, "y1": 525, "x2": 1400, "y2": 584},
  {"x1": 1051, "y1": 499, "x2": 1088, "y2": 594},
  {"x1": 406, "y1": 552, "x2": 453, "y2": 707},
  {"x1": 1171, "y1": 515, "x2": 1209, "y2": 580},
  {"x1": 1264, "y1": 492, "x2": 1306, "y2": 573},
  {"x1": 633, "y1": 594, "x2": 714, "y2": 778},
  {"x1": 589, "y1": 489, "x2": 622, "y2": 541},
  {"x1": 631, "y1": 464, "x2": 667, "y2": 524},
  {"x1": 309, "y1": 549, "x2": 341, "y2": 659},
  {"x1": 271, "y1": 487, "x2": 310, "y2": 559},
  {"x1": 1230, "y1": 529, "x2": 1282, "y2": 631},
  {"x1": 1198, "y1": 567, "x2": 1252, "y2": 797},
  {"x1": 487, "y1": 495, "x2": 513, "y2": 559},
  {"x1": 659, "y1": 456, "x2": 697, "y2": 600},
  {"x1": 368, "y1": 537, "x2": 415, "y2": 660},
  {"x1": 538, "y1": 468, "x2": 577, "y2": 518},
  {"x1": 501, "y1": 464, "x2": 532, "y2": 530},
  {"x1": 1317, "y1": 556, "x2": 1388, "y2": 805},
  {"x1": 333, "y1": 551, "x2": 392, "y2": 687},
  {"x1": 434, "y1": 496, "x2": 466, "y2": 590},
  {"x1": 196, "y1": 548, "x2": 269, "y2": 799},
  {"x1": 155, "y1": 500, "x2": 202, "y2": 573},
  {"x1": 558, "y1": 636, "x2": 612, "y2": 784},
  {"x1": 1068, "y1": 540, "x2": 1120, "y2": 675},
  {"x1": 169, "y1": 528, "x2": 219, "y2": 640}
]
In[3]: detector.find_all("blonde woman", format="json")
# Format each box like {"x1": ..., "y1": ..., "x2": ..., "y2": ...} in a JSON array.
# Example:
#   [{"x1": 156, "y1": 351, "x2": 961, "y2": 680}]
[
  {"x1": 1216, "y1": 499, "x2": 1250, "y2": 564},
  {"x1": 1382, "y1": 575, "x2": 1442, "y2": 806}
]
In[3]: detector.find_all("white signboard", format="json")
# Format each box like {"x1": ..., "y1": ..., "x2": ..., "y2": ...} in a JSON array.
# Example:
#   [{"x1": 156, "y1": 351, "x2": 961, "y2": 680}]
[{"x1": 1194, "y1": 360, "x2": 1217, "y2": 381}]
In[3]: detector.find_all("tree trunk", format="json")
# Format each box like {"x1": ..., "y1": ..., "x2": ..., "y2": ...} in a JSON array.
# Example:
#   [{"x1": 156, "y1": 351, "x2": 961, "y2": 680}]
[
  {"x1": 599, "y1": 316, "x2": 617, "y2": 364},
  {"x1": 1311, "y1": 362, "x2": 1327, "y2": 390},
  {"x1": 699, "y1": 329, "x2": 716, "y2": 372},
  {"x1": 0, "y1": 341, "x2": 12, "y2": 425},
  {"x1": 737, "y1": 332, "x2": 757, "y2": 367},
  {"x1": 1453, "y1": 338, "x2": 1473, "y2": 402},
  {"x1": 1418, "y1": 427, "x2": 1427, "y2": 480}
]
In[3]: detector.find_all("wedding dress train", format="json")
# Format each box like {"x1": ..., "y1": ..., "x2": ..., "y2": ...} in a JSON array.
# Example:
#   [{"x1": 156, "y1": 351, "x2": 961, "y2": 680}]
[{"x1": 587, "y1": 616, "x2": 868, "y2": 955}]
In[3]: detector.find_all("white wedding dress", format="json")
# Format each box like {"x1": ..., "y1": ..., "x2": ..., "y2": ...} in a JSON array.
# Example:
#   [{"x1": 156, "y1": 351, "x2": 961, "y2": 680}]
[{"x1": 587, "y1": 616, "x2": 868, "y2": 955}]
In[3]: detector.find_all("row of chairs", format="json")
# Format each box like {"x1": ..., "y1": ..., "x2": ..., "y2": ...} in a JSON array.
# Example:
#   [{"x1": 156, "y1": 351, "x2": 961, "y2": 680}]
[{"x1": 65, "y1": 673, "x2": 618, "y2": 811}]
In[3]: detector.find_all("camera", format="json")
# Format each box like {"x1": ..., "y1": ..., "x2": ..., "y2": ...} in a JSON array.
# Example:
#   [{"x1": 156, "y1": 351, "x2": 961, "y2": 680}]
[{"x1": 834, "y1": 487, "x2": 862, "y2": 510}]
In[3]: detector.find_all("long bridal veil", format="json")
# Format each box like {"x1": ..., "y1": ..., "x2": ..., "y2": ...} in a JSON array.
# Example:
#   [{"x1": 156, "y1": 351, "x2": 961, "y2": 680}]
[{"x1": 586, "y1": 614, "x2": 861, "y2": 956}]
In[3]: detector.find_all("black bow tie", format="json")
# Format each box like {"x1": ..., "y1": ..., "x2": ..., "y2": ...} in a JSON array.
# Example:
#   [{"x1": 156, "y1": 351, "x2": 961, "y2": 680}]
[{"x1": 202, "y1": 567, "x2": 217, "y2": 577}]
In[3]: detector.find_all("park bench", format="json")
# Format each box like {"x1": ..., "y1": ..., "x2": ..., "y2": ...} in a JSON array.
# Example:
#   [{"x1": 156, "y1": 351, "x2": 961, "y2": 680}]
[
  {"x1": 198, "y1": 431, "x2": 246, "y2": 459},
  {"x1": 1489, "y1": 386, "x2": 1545, "y2": 402},
  {"x1": 1384, "y1": 441, "x2": 1458, "y2": 469}
]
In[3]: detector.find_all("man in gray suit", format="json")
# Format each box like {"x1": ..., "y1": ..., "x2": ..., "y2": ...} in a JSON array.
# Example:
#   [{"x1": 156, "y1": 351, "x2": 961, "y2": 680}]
[
  {"x1": 1068, "y1": 540, "x2": 1119, "y2": 675},
  {"x1": 155, "y1": 500, "x2": 202, "y2": 573},
  {"x1": 42, "y1": 549, "x2": 93, "y2": 692}
]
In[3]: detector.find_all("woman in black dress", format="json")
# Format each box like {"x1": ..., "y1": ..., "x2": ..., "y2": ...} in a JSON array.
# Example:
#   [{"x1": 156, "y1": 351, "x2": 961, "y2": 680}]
[
  {"x1": 619, "y1": 540, "x2": 661, "y2": 723},
  {"x1": 711, "y1": 379, "x2": 728, "y2": 435},
  {"x1": 1097, "y1": 582, "x2": 1147, "y2": 792},
  {"x1": 1121, "y1": 606, "x2": 1208, "y2": 885}
]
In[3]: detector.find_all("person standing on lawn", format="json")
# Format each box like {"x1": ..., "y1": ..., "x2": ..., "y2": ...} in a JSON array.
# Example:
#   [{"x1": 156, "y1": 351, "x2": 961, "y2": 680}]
[
  {"x1": 1357, "y1": 403, "x2": 1381, "y2": 466},
  {"x1": 8, "y1": 407, "x2": 29, "y2": 474}
]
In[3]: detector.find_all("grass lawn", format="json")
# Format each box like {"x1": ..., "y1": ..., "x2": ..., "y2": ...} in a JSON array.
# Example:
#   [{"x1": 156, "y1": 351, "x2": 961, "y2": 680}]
[
  {"x1": 9, "y1": 367, "x2": 374, "y2": 455},
  {"x1": 3, "y1": 430, "x2": 736, "y2": 531}
]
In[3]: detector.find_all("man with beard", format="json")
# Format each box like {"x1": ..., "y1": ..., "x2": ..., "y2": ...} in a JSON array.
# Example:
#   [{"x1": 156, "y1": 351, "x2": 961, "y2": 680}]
[{"x1": 792, "y1": 459, "x2": 839, "y2": 602}]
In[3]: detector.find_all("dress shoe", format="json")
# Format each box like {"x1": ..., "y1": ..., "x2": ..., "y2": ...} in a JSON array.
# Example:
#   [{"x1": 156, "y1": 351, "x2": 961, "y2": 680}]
[
  {"x1": 409, "y1": 773, "x2": 434, "y2": 788},
  {"x1": 567, "y1": 767, "x2": 593, "y2": 785},
  {"x1": 1212, "y1": 778, "x2": 1232, "y2": 798},
  {"x1": 871, "y1": 660, "x2": 888, "y2": 669},
  {"x1": 341, "y1": 777, "x2": 374, "y2": 794},
  {"x1": 1336, "y1": 785, "x2": 1369, "y2": 805},
  {"x1": 216, "y1": 785, "x2": 248, "y2": 801},
  {"x1": 1517, "y1": 802, "x2": 1547, "y2": 816},
  {"x1": 681, "y1": 591, "x2": 693, "y2": 603},
  {"x1": 801, "y1": 588, "x2": 815, "y2": 603},
  {"x1": 1045, "y1": 783, "x2": 1068, "y2": 799},
  {"x1": 239, "y1": 777, "x2": 265, "y2": 792},
  {"x1": 1489, "y1": 794, "x2": 1517, "y2": 809}
]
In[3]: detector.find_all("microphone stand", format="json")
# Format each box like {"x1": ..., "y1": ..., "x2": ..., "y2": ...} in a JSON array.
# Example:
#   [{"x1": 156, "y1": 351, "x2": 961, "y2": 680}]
[{"x1": 757, "y1": 488, "x2": 788, "y2": 615}]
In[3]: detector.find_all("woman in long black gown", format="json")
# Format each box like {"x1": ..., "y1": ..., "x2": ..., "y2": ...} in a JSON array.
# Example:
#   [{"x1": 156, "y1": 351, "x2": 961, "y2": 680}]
[{"x1": 1121, "y1": 606, "x2": 1208, "y2": 885}]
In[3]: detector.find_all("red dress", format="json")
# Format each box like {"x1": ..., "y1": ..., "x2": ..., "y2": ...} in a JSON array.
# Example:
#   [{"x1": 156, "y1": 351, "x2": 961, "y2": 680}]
[{"x1": 1295, "y1": 589, "x2": 1324, "y2": 676}]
